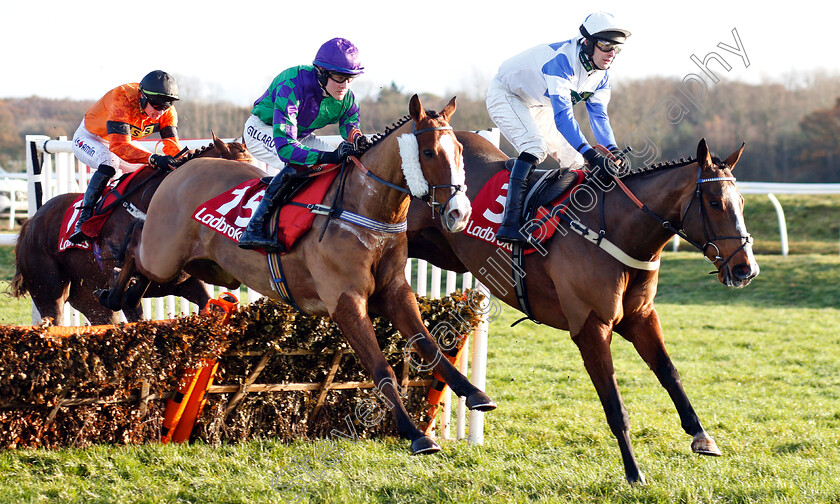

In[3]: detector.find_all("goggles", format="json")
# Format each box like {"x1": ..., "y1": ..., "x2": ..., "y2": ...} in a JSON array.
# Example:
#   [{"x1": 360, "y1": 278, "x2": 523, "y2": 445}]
[
  {"x1": 149, "y1": 100, "x2": 173, "y2": 111},
  {"x1": 142, "y1": 90, "x2": 175, "y2": 111},
  {"x1": 595, "y1": 39, "x2": 622, "y2": 54},
  {"x1": 329, "y1": 72, "x2": 355, "y2": 84}
]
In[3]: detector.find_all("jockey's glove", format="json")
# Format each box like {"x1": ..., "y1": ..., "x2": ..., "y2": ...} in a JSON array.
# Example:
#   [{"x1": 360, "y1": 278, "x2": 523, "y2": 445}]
[
  {"x1": 608, "y1": 146, "x2": 627, "y2": 165},
  {"x1": 353, "y1": 134, "x2": 372, "y2": 152},
  {"x1": 318, "y1": 141, "x2": 358, "y2": 165},
  {"x1": 149, "y1": 154, "x2": 178, "y2": 171},
  {"x1": 583, "y1": 148, "x2": 617, "y2": 185}
]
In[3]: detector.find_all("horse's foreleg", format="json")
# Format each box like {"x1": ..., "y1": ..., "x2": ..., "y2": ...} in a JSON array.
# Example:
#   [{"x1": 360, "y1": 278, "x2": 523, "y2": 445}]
[
  {"x1": 331, "y1": 292, "x2": 440, "y2": 454},
  {"x1": 377, "y1": 283, "x2": 496, "y2": 412},
  {"x1": 170, "y1": 276, "x2": 210, "y2": 311},
  {"x1": 123, "y1": 275, "x2": 151, "y2": 309},
  {"x1": 615, "y1": 309, "x2": 721, "y2": 457},
  {"x1": 573, "y1": 312, "x2": 645, "y2": 485}
]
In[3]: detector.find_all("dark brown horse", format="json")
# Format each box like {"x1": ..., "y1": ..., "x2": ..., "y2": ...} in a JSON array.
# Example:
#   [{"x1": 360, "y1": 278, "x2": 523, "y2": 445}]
[
  {"x1": 11, "y1": 133, "x2": 253, "y2": 325},
  {"x1": 406, "y1": 133, "x2": 759, "y2": 483},
  {"x1": 99, "y1": 95, "x2": 495, "y2": 454}
]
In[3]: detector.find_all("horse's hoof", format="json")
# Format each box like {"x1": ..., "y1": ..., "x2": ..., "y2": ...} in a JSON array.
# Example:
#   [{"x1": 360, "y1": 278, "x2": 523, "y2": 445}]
[
  {"x1": 410, "y1": 436, "x2": 441, "y2": 455},
  {"x1": 627, "y1": 472, "x2": 647, "y2": 485},
  {"x1": 96, "y1": 289, "x2": 121, "y2": 311},
  {"x1": 691, "y1": 432, "x2": 722, "y2": 456},
  {"x1": 466, "y1": 391, "x2": 497, "y2": 412}
]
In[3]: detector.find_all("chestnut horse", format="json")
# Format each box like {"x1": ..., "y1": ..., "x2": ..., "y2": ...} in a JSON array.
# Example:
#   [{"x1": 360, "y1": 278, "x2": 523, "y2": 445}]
[
  {"x1": 11, "y1": 134, "x2": 253, "y2": 325},
  {"x1": 406, "y1": 134, "x2": 759, "y2": 483},
  {"x1": 99, "y1": 95, "x2": 495, "y2": 454}
]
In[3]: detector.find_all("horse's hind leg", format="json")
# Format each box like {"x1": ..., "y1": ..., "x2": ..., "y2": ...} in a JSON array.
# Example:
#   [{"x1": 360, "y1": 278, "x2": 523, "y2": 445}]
[
  {"x1": 376, "y1": 282, "x2": 496, "y2": 411},
  {"x1": 68, "y1": 284, "x2": 121, "y2": 325},
  {"x1": 615, "y1": 309, "x2": 721, "y2": 456},
  {"x1": 28, "y1": 281, "x2": 70, "y2": 325},
  {"x1": 573, "y1": 312, "x2": 645, "y2": 485},
  {"x1": 331, "y1": 292, "x2": 440, "y2": 455}
]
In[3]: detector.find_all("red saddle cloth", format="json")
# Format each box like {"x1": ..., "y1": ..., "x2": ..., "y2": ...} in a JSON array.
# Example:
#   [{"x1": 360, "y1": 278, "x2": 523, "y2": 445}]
[
  {"x1": 192, "y1": 169, "x2": 340, "y2": 254},
  {"x1": 57, "y1": 168, "x2": 151, "y2": 252},
  {"x1": 466, "y1": 169, "x2": 586, "y2": 254}
]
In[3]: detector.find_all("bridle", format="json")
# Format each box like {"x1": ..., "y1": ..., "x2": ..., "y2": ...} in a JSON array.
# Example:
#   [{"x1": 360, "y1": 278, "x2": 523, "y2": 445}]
[
  {"x1": 612, "y1": 166, "x2": 753, "y2": 271},
  {"x1": 355, "y1": 124, "x2": 466, "y2": 219}
]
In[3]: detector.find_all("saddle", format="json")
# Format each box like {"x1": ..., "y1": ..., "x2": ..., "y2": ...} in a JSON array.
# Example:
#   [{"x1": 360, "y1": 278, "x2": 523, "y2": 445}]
[
  {"x1": 193, "y1": 167, "x2": 340, "y2": 254},
  {"x1": 502, "y1": 159, "x2": 582, "y2": 222},
  {"x1": 59, "y1": 167, "x2": 160, "y2": 251}
]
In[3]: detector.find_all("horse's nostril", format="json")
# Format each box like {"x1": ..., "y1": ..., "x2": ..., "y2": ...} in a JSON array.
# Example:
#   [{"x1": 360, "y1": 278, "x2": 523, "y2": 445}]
[{"x1": 733, "y1": 264, "x2": 752, "y2": 280}]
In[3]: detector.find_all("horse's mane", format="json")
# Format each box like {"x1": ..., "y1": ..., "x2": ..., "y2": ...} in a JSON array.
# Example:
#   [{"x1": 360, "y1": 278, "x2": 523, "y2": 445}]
[
  {"x1": 179, "y1": 142, "x2": 217, "y2": 163},
  {"x1": 624, "y1": 154, "x2": 725, "y2": 178},
  {"x1": 357, "y1": 115, "x2": 413, "y2": 155},
  {"x1": 356, "y1": 107, "x2": 447, "y2": 156}
]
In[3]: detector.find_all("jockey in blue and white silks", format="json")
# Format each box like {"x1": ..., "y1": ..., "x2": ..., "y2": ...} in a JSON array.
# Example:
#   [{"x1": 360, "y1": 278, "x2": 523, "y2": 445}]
[{"x1": 486, "y1": 11, "x2": 631, "y2": 243}]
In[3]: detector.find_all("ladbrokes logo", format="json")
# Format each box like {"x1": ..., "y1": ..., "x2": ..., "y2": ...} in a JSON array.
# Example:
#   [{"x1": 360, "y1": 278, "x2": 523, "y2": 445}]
[
  {"x1": 465, "y1": 220, "x2": 513, "y2": 252},
  {"x1": 194, "y1": 207, "x2": 243, "y2": 241}
]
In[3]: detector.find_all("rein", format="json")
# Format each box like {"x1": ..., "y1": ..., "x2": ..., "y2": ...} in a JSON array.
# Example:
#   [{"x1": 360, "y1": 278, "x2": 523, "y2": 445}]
[{"x1": 611, "y1": 166, "x2": 753, "y2": 270}]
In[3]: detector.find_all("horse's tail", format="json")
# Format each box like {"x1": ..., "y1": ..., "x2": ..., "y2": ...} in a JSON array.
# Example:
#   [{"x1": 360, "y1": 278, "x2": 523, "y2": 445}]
[
  {"x1": 114, "y1": 218, "x2": 145, "y2": 265},
  {"x1": 10, "y1": 218, "x2": 31, "y2": 298}
]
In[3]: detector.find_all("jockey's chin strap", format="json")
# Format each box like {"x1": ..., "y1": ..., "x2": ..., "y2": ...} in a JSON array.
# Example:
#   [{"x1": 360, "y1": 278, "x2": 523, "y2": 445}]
[{"x1": 611, "y1": 167, "x2": 752, "y2": 272}]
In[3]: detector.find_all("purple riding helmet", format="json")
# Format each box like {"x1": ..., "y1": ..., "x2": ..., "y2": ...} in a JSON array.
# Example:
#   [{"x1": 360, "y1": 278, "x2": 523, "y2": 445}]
[{"x1": 313, "y1": 37, "x2": 365, "y2": 75}]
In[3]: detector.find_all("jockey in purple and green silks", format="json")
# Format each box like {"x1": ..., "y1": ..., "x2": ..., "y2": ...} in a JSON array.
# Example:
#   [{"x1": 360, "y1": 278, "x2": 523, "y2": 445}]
[
  {"x1": 240, "y1": 37, "x2": 366, "y2": 253},
  {"x1": 249, "y1": 64, "x2": 362, "y2": 166}
]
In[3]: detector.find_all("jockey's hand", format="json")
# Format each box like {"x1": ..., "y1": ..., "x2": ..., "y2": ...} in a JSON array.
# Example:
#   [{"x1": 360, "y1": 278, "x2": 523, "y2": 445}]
[
  {"x1": 318, "y1": 141, "x2": 358, "y2": 165},
  {"x1": 149, "y1": 154, "x2": 178, "y2": 171},
  {"x1": 583, "y1": 149, "x2": 617, "y2": 184},
  {"x1": 608, "y1": 146, "x2": 626, "y2": 166},
  {"x1": 353, "y1": 134, "x2": 371, "y2": 152}
]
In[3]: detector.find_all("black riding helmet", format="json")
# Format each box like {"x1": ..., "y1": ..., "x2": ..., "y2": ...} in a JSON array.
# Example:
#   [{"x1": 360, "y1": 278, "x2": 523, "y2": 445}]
[{"x1": 139, "y1": 70, "x2": 179, "y2": 109}]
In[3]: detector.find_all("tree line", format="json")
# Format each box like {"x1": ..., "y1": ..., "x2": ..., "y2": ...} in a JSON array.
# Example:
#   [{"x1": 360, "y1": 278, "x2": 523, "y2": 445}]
[{"x1": 1, "y1": 73, "x2": 839, "y2": 182}]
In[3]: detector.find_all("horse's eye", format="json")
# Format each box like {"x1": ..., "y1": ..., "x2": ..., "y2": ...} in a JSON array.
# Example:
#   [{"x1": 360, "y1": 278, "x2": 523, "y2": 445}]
[
  {"x1": 709, "y1": 200, "x2": 723, "y2": 209},
  {"x1": 422, "y1": 149, "x2": 434, "y2": 158}
]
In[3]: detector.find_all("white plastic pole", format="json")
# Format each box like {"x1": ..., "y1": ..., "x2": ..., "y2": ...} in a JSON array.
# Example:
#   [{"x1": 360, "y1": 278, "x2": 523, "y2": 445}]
[
  {"x1": 468, "y1": 282, "x2": 490, "y2": 445},
  {"x1": 766, "y1": 193, "x2": 788, "y2": 256}
]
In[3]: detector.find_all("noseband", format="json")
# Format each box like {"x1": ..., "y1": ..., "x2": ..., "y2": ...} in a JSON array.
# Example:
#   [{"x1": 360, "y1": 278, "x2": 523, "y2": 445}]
[
  {"x1": 359, "y1": 124, "x2": 466, "y2": 218},
  {"x1": 613, "y1": 166, "x2": 752, "y2": 272}
]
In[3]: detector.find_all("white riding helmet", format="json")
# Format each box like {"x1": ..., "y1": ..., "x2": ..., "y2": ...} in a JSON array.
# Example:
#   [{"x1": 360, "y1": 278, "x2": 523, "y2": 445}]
[{"x1": 579, "y1": 12, "x2": 631, "y2": 44}]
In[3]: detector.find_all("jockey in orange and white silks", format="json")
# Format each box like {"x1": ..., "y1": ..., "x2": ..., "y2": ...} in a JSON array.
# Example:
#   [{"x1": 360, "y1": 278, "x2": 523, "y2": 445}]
[
  {"x1": 69, "y1": 70, "x2": 183, "y2": 244},
  {"x1": 486, "y1": 12, "x2": 631, "y2": 243}
]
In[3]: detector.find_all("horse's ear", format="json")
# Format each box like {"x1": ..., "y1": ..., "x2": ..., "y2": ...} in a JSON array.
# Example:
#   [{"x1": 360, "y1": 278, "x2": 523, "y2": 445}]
[
  {"x1": 696, "y1": 138, "x2": 713, "y2": 169},
  {"x1": 440, "y1": 96, "x2": 457, "y2": 122},
  {"x1": 409, "y1": 94, "x2": 426, "y2": 122},
  {"x1": 724, "y1": 142, "x2": 746, "y2": 171},
  {"x1": 211, "y1": 130, "x2": 231, "y2": 157}
]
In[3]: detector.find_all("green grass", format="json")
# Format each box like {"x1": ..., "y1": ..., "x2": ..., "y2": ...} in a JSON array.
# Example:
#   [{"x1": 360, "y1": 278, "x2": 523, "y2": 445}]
[{"x1": 1, "y1": 252, "x2": 839, "y2": 502}]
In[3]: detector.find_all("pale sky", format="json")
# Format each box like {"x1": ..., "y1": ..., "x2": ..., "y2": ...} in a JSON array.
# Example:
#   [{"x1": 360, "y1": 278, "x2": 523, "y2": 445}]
[{"x1": 2, "y1": 0, "x2": 838, "y2": 107}]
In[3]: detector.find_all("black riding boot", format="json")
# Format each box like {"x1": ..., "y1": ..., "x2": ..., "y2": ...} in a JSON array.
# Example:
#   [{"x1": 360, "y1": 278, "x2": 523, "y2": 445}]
[
  {"x1": 238, "y1": 166, "x2": 294, "y2": 252},
  {"x1": 69, "y1": 164, "x2": 115, "y2": 244},
  {"x1": 496, "y1": 156, "x2": 536, "y2": 243}
]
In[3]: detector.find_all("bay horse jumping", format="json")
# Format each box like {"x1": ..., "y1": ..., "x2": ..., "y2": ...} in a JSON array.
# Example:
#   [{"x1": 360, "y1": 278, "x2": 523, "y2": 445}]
[
  {"x1": 406, "y1": 134, "x2": 759, "y2": 483},
  {"x1": 11, "y1": 133, "x2": 253, "y2": 325},
  {"x1": 99, "y1": 95, "x2": 496, "y2": 454}
]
